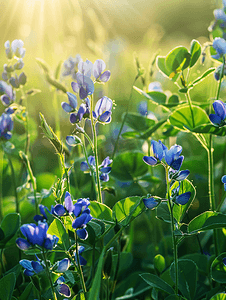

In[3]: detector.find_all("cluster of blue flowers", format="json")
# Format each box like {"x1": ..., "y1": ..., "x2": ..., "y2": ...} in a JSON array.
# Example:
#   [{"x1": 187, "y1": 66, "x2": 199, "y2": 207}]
[
  {"x1": 0, "y1": 108, "x2": 14, "y2": 140},
  {"x1": 81, "y1": 155, "x2": 112, "y2": 182},
  {"x1": 143, "y1": 140, "x2": 191, "y2": 207},
  {"x1": 209, "y1": 100, "x2": 226, "y2": 126}
]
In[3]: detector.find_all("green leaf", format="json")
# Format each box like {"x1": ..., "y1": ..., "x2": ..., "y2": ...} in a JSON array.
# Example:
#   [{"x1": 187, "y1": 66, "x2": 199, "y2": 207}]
[
  {"x1": 192, "y1": 124, "x2": 226, "y2": 136},
  {"x1": 146, "y1": 91, "x2": 167, "y2": 104},
  {"x1": 181, "y1": 253, "x2": 208, "y2": 274},
  {"x1": 55, "y1": 60, "x2": 63, "y2": 79},
  {"x1": 190, "y1": 68, "x2": 215, "y2": 86},
  {"x1": 190, "y1": 39, "x2": 201, "y2": 68},
  {"x1": 19, "y1": 282, "x2": 37, "y2": 300},
  {"x1": 188, "y1": 211, "x2": 226, "y2": 233},
  {"x1": 168, "y1": 94, "x2": 180, "y2": 105},
  {"x1": 36, "y1": 58, "x2": 50, "y2": 74},
  {"x1": 169, "y1": 105, "x2": 210, "y2": 131},
  {"x1": 165, "y1": 46, "x2": 190, "y2": 77},
  {"x1": 47, "y1": 219, "x2": 70, "y2": 250},
  {"x1": 211, "y1": 252, "x2": 226, "y2": 283},
  {"x1": 45, "y1": 73, "x2": 67, "y2": 93},
  {"x1": 112, "y1": 196, "x2": 144, "y2": 225},
  {"x1": 88, "y1": 249, "x2": 105, "y2": 300},
  {"x1": 170, "y1": 259, "x2": 197, "y2": 300},
  {"x1": 0, "y1": 213, "x2": 21, "y2": 248},
  {"x1": 165, "y1": 296, "x2": 187, "y2": 300},
  {"x1": 122, "y1": 131, "x2": 141, "y2": 139},
  {"x1": 111, "y1": 152, "x2": 148, "y2": 181},
  {"x1": 172, "y1": 179, "x2": 196, "y2": 224},
  {"x1": 124, "y1": 112, "x2": 155, "y2": 132},
  {"x1": 0, "y1": 273, "x2": 16, "y2": 300},
  {"x1": 210, "y1": 294, "x2": 226, "y2": 300},
  {"x1": 156, "y1": 202, "x2": 171, "y2": 223},
  {"x1": 140, "y1": 273, "x2": 174, "y2": 294},
  {"x1": 89, "y1": 201, "x2": 112, "y2": 222}
]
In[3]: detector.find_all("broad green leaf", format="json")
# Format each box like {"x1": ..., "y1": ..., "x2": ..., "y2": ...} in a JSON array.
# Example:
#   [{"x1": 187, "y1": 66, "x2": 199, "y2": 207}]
[
  {"x1": 190, "y1": 39, "x2": 201, "y2": 68},
  {"x1": 172, "y1": 179, "x2": 196, "y2": 224},
  {"x1": 19, "y1": 282, "x2": 37, "y2": 300},
  {"x1": 188, "y1": 211, "x2": 226, "y2": 233},
  {"x1": 86, "y1": 221, "x2": 102, "y2": 245},
  {"x1": 168, "y1": 94, "x2": 179, "y2": 105},
  {"x1": 89, "y1": 201, "x2": 112, "y2": 222},
  {"x1": 181, "y1": 253, "x2": 208, "y2": 274},
  {"x1": 113, "y1": 252, "x2": 133, "y2": 276},
  {"x1": 0, "y1": 213, "x2": 21, "y2": 248},
  {"x1": 165, "y1": 46, "x2": 190, "y2": 77},
  {"x1": 210, "y1": 294, "x2": 226, "y2": 300},
  {"x1": 165, "y1": 296, "x2": 187, "y2": 300},
  {"x1": 156, "y1": 202, "x2": 171, "y2": 223},
  {"x1": 124, "y1": 112, "x2": 155, "y2": 131},
  {"x1": 192, "y1": 124, "x2": 226, "y2": 136},
  {"x1": 111, "y1": 152, "x2": 148, "y2": 181},
  {"x1": 88, "y1": 249, "x2": 105, "y2": 300},
  {"x1": 170, "y1": 259, "x2": 197, "y2": 300},
  {"x1": 0, "y1": 273, "x2": 16, "y2": 300},
  {"x1": 115, "y1": 287, "x2": 151, "y2": 299},
  {"x1": 112, "y1": 196, "x2": 144, "y2": 225},
  {"x1": 140, "y1": 273, "x2": 174, "y2": 294},
  {"x1": 169, "y1": 105, "x2": 210, "y2": 131},
  {"x1": 190, "y1": 68, "x2": 215, "y2": 86},
  {"x1": 211, "y1": 252, "x2": 226, "y2": 283},
  {"x1": 47, "y1": 218, "x2": 70, "y2": 250},
  {"x1": 146, "y1": 91, "x2": 167, "y2": 104},
  {"x1": 157, "y1": 56, "x2": 180, "y2": 82}
]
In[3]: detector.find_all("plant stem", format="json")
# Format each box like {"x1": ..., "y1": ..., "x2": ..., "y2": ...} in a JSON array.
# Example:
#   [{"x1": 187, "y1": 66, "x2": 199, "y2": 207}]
[
  {"x1": 53, "y1": 89, "x2": 61, "y2": 139},
  {"x1": 75, "y1": 232, "x2": 87, "y2": 293},
  {"x1": 59, "y1": 153, "x2": 70, "y2": 194},
  {"x1": 90, "y1": 95, "x2": 102, "y2": 203},
  {"x1": 166, "y1": 167, "x2": 178, "y2": 294},
  {"x1": 42, "y1": 249, "x2": 57, "y2": 300},
  {"x1": 185, "y1": 90, "x2": 195, "y2": 128},
  {"x1": 21, "y1": 87, "x2": 30, "y2": 155},
  {"x1": 7, "y1": 154, "x2": 19, "y2": 214},
  {"x1": 216, "y1": 56, "x2": 225, "y2": 100},
  {"x1": 112, "y1": 78, "x2": 137, "y2": 160}
]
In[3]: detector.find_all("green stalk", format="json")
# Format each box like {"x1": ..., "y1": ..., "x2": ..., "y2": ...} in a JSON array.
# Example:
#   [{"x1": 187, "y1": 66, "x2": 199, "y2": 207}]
[
  {"x1": 42, "y1": 249, "x2": 57, "y2": 300},
  {"x1": 7, "y1": 154, "x2": 19, "y2": 214},
  {"x1": 75, "y1": 232, "x2": 87, "y2": 293},
  {"x1": 185, "y1": 90, "x2": 195, "y2": 128},
  {"x1": 90, "y1": 95, "x2": 102, "y2": 203},
  {"x1": 19, "y1": 151, "x2": 38, "y2": 215},
  {"x1": 59, "y1": 153, "x2": 70, "y2": 194},
  {"x1": 52, "y1": 89, "x2": 61, "y2": 139},
  {"x1": 20, "y1": 87, "x2": 30, "y2": 155},
  {"x1": 0, "y1": 146, "x2": 3, "y2": 222},
  {"x1": 216, "y1": 56, "x2": 225, "y2": 100},
  {"x1": 166, "y1": 167, "x2": 178, "y2": 294}
]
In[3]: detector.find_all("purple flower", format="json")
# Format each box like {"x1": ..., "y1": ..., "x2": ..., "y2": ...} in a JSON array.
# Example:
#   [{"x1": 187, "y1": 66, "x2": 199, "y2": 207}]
[
  {"x1": 52, "y1": 191, "x2": 75, "y2": 217},
  {"x1": 143, "y1": 140, "x2": 166, "y2": 166},
  {"x1": 0, "y1": 81, "x2": 15, "y2": 106},
  {"x1": 74, "y1": 246, "x2": 87, "y2": 266},
  {"x1": 55, "y1": 276, "x2": 71, "y2": 298},
  {"x1": 99, "y1": 156, "x2": 112, "y2": 182},
  {"x1": 209, "y1": 100, "x2": 226, "y2": 126},
  {"x1": 214, "y1": 9, "x2": 226, "y2": 22},
  {"x1": 62, "y1": 92, "x2": 77, "y2": 113},
  {"x1": 56, "y1": 258, "x2": 70, "y2": 272},
  {"x1": 62, "y1": 55, "x2": 82, "y2": 78},
  {"x1": 0, "y1": 112, "x2": 13, "y2": 140},
  {"x1": 93, "y1": 59, "x2": 111, "y2": 82},
  {"x1": 211, "y1": 37, "x2": 226, "y2": 60},
  {"x1": 93, "y1": 96, "x2": 113, "y2": 124},
  {"x1": 78, "y1": 59, "x2": 93, "y2": 78},
  {"x1": 80, "y1": 155, "x2": 95, "y2": 172},
  {"x1": 16, "y1": 222, "x2": 59, "y2": 250},
  {"x1": 20, "y1": 259, "x2": 44, "y2": 276},
  {"x1": 71, "y1": 73, "x2": 94, "y2": 99}
]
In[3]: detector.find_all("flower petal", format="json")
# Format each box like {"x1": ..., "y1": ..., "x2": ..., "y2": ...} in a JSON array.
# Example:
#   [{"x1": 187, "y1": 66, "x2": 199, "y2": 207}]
[
  {"x1": 213, "y1": 100, "x2": 226, "y2": 120},
  {"x1": 143, "y1": 197, "x2": 159, "y2": 209},
  {"x1": 16, "y1": 238, "x2": 31, "y2": 250},
  {"x1": 209, "y1": 113, "x2": 222, "y2": 125},
  {"x1": 143, "y1": 156, "x2": 157, "y2": 166},
  {"x1": 175, "y1": 192, "x2": 191, "y2": 205}
]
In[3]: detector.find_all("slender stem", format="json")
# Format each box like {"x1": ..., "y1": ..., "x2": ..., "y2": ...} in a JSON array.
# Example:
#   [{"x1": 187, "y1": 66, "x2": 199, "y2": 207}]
[
  {"x1": 59, "y1": 153, "x2": 70, "y2": 194},
  {"x1": 75, "y1": 232, "x2": 87, "y2": 293},
  {"x1": 112, "y1": 78, "x2": 137, "y2": 160},
  {"x1": 90, "y1": 95, "x2": 102, "y2": 203},
  {"x1": 207, "y1": 135, "x2": 215, "y2": 211},
  {"x1": 185, "y1": 90, "x2": 195, "y2": 128},
  {"x1": 0, "y1": 147, "x2": 3, "y2": 222},
  {"x1": 216, "y1": 56, "x2": 225, "y2": 100},
  {"x1": 20, "y1": 87, "x2": 30, "y2": 155},
  {"x1": 166, "y1": 167, "x2": 178, "y2": 294},
  {"x1": 7, "y1": 154, "x2": 19, "y2": 214},
  {"x1": 42, "y1": 249, "x2": 57, "y2": 300},
  {"x1": 53, "y1": 89, "x2": 61, "y2": 139}
]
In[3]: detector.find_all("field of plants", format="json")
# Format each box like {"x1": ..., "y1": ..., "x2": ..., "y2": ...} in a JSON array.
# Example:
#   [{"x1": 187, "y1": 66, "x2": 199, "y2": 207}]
[{"x1": 2, "y1": 0, "x2": 226, "y2": 299}]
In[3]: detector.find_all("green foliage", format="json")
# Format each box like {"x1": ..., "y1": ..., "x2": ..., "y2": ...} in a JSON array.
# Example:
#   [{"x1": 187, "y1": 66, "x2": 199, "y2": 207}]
[
  {"x1": 189, "y1": 39, "x2": 201, "y2": 68},
  {"x1": 124, "y1": 112, "x2": 155, "y2": 131},
  {"x1": 140, "y1": 273, "x2": 174, "y2": 294},
  {"x1": 188, "y1": 212, "x2": 226, "y2": 233},
  {"x1": 211, "y1": 252, "x2": 226, "y2": 283},
  {"x1": 47, "y1": 218, "x2": 70, "y2": 250},
  {"x1": 0, "y1": 213, "x2": 21, "y2": 248},
  {"x1": 0, "y1": 273, "x2": 16, "y2": 300}
]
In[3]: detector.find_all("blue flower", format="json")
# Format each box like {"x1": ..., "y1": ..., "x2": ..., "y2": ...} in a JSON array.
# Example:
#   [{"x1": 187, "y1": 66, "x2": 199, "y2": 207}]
[
  {"x1": 214, "y1": 64, "x2": 226, "y2": 81},
  {"x1": 33, "y1": 204, "x2": 51, "y2": 222},
  {"x1": 148, "y1": 81, "x2": 163, "y2": 92},
  {"x1": 16, "y1": 222, "x2": 59, "y2": 250},
  {"x1": 143, "y1": 197, "x2": 159, "y2": 209},
  {"x1": 52, "y1": 191, "x2": 74, "y2": 217},
  {"x1": 4, "y1": 39, "x2": 26, "y2": 59},
  {"x1": 165, "y1": 145, "x2": 183, "y2": 170},
  {"x1": 62, "y1": 55, "x2": 82, "y2": 78},
  {"x1": 0, "y1": 112, "x2": 13, "y2": 140},
  {"x1": 175, "y1": 192, "x2": 191, "y2": 205},
  {"x1": 93, "y1": 96, "x2": 113, "y2": 123},
  {"x1": 93, "y1": 59, "x2": 111, "y2": 82},
  {"x1": 211, "y1": 37, "x2": 226, "y2": 60},
  {"x1": 19, "y1": 259, "x2": 44, "y2": 276},
  {"x1": 56, "y1": 258, "x2": 70, "y2": 272},
  {"x1": 221, "y1": 175, "x2": 226, "y2": 191},
  {"x1": 74, "y1": 246, "x2": 87, "y2": 266},
  {"x1": 55, "y1": 276, "x2": 71, "y2": 298},
  {"x1": 214, "y1": 9, "x2": 226, "y2": 22},
  {"x1": 78, "y1": 59, "x2": 93, "y2": 78},
  {"x1": 209, "y1": 100, "x2": 226, "y2": 126},
  {"x1": 80, "y1": 155, "x2": 95, "y2": 172},
  {"x1": 143, "y1": 140, "x2": 166, "y2": 166},
  {"x1": 169, "y1": 169, "x2": 190, "y2": 181},
  {"x1": 61, "y1": 92, "x2": 77, "y2": 113}
]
